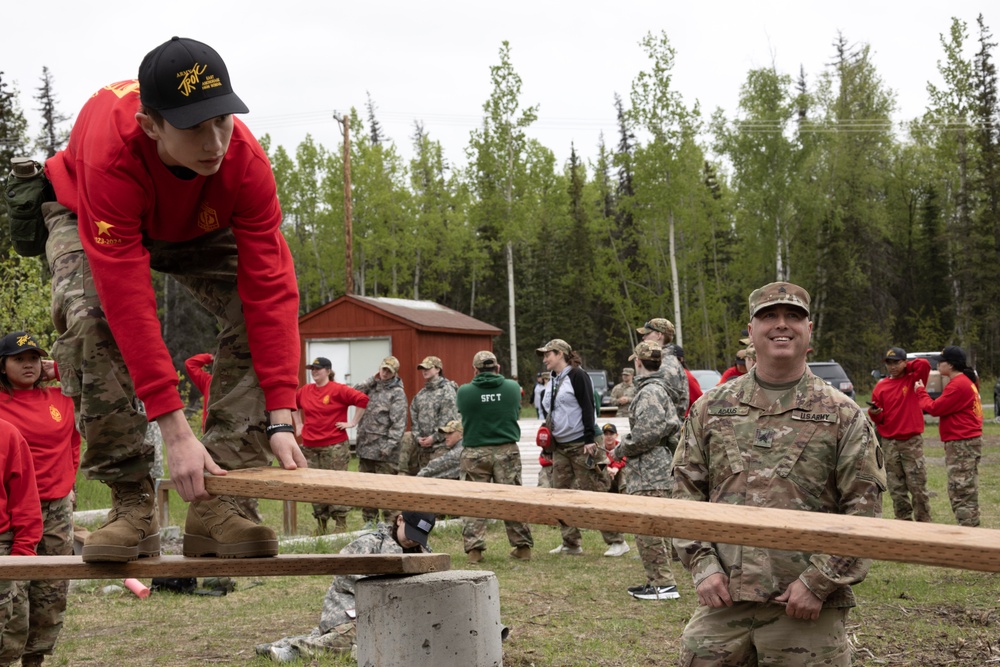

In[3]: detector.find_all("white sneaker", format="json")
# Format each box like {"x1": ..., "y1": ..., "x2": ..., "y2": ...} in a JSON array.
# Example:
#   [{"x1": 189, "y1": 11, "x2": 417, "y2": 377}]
[
  {"x1": 603, "y1": 542, "x2": 630, "y2": 557},
  {"x1": 549, "y1": 544, "x2": 583, "y2": 555}
]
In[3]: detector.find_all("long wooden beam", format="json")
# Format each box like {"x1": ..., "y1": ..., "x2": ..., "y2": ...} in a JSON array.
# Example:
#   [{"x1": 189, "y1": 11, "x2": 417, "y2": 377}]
[
  {"x1": 205, "y1": 467, "x2": 1000, "y2": 573},
  {"x1": 0, "y1": 553, "x2": 450, "y2": 580}
]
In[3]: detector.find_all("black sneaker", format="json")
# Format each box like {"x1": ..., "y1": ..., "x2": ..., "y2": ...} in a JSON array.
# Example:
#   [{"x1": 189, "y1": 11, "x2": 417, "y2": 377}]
[{"x1": 629, "y1": 584, "x2": 680, "y2": 600}]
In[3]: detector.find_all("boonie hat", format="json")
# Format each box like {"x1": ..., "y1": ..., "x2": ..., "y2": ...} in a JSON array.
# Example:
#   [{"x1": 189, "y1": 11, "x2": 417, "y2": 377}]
[
  {"x1": 439, "y1": 419, "x2": 463, "y2": 434},
  {"x1": 629, "y1": 340, "x2": 663, "y2": 362},
  {"x1": 139, "y1": 37, "x2": 249, "y2": 129},
  {"x1": 934, "y1": 346, "x2": 967, "y2": 368},
  {"x1": 636, "y1": 318, "x2": 675, "y2": 338},
  {"x1": 0, "y1": 332, "x2": 47, "y2": 358},
  {"x1": 380, "y1": 356, "x2": 400, "y2": 373},
  {"x1": 883, "y1": 347, "x2": 906, "y2": 362},
  {"x1": 472, "y1": 350, "x2": 498, "y2": 370},
  {"x1": 602, "y1": 423, "x2": 618, "y2": 434},
  {"x1": 305, "y1": 357, "x2": 332, "y2": 370},
  {"x1": 748, "y1": 282, "x2": 810, "y2": 318},
  {"x1": 417, "y1": 356, "x2": 443, "y2": 370},
  {"x1": 535, "y1": 339, "x2": 572, "y2": 356},
  {"x1": 400, "y1": 511, "x2": 436, "y2": 549}
]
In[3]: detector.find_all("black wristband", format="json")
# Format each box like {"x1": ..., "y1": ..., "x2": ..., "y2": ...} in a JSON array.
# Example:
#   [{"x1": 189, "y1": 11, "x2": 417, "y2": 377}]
[{"x1": 266, "y1": 423, "x2": 295, "y2": 438}]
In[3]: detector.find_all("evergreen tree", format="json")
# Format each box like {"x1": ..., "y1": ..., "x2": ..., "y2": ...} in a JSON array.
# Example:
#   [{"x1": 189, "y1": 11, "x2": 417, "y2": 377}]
[
  {"x1": 0, "y1": 72, "x2": 29, "y2": 254},
  {"x1": 34, "y1": 66, "x2": 70, "y2": 158}
]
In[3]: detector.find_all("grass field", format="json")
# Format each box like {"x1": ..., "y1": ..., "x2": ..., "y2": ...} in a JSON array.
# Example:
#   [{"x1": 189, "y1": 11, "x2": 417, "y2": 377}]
[{"x1": 57, "y1": 422, "x2": 1000, "y2": 666}]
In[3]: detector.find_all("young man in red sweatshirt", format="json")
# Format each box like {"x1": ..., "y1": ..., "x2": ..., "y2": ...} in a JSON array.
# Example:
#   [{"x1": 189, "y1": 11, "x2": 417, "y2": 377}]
[
  {"x1": 42, "y1": 37, "x2": 306, "y2": 563},
  {"x1": 868, "y1": 347, "x2": 931, "y2": 522}
]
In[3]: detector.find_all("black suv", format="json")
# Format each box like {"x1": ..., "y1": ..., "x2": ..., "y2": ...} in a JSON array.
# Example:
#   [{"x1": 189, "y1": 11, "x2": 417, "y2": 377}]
[{"x1": 807, "y1": 361, "x2": 856, "y2": 399}]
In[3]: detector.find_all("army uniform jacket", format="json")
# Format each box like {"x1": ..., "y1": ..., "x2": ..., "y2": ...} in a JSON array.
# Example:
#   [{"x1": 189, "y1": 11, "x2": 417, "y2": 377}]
[
  {"x1": 353, "y1": 376, "x2": 407, "y2": 462},
  {"x1": 410, "y1": 376, "x2": 459, "y2": 450},
  {"x1": 672, "y1": 368, "x2": 886, "y2": 608},
  {"x1": 611, "y1": 370, "x2": 682, "y2": 493},
  {"x1": 318, "y1": 523, "x2": 424, "y2": 632},
  {"x1": 661, "y1": 355, "x2": 690, "y2": 421},
  {"x1": 610, "y1": 382, "x2": 637, "y2": 417}
]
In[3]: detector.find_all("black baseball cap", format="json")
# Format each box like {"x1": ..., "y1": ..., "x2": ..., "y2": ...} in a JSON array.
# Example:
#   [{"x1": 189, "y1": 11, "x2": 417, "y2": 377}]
[
  {"x1": 401, "y1": 511, "x2": 436, "y2": 549},
  {"x1": 0, "y1": 332, "x2": 47, "y2": 358},
  {"x1": 883, "y1": 347, "x2": 907, "y2": 362},
  {"x1": 934, "y1": 346, "x2": 967, "y2": 368},
  {"x1": 138, "y1": 37, "x2": 249, "y2": 129},
  {"x1": 602, "y1": 423, "x2": 618, "y2": 434},
  {"x1": 305, "y1": 357, "x2": 332, "y2": 370}
]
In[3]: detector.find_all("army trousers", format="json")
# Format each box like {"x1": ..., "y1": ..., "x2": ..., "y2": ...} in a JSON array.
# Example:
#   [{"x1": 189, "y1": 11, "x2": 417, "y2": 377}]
[
  {"x1": 882, "y1": 435, "x2": 931, "y2": 522},
  {"x1": 44, "y1": 203, "x2": 271, "y2": 482},
  {"x1": 0, "y1": 496, "x2": 73, "y2": 664},
  {"x1": 300, "y1": 444, "x2": 351, "y2": 521},
  {"x1": 679, "y1": 602, "x2": 850, "y2": 667},
  {"x1": 459, "y1": 444, "x2": 533, "y2": 553},
  {"x1": 0, "y1": 535, "x2": 27, "y2": 664},
  {"x1": 550, "y1": 439, "x2": 620, "y2": 549},
  {"x1": 944, "y1": 436, "x2": 982, "y2": 527}
]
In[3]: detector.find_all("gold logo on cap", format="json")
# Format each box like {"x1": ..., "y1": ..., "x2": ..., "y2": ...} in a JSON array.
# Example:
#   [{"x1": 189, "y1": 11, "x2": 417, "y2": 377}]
[
  {"x1": 177, "y1": 63, "x2": 208, "y2": 97},
  {"x1": 16, "y1": 334, "x2": 32, "y2": 347}
]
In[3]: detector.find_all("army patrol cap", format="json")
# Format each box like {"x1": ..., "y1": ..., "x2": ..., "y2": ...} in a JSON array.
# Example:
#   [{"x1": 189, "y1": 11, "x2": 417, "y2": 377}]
[
  {"x1": 748, "y1": 282, "x2": 811, "y2": 318},
  {"x1": 744, "y1": 345, "x2": 756, "y2": 361},
  {"x1": 380, "y1": 356, "x2": 400, "y2": 373},
  {"x1": 0, "y1": 331, "x2": 47, "y2": 358},
  {"x1": 417, "y1": 355, "x2": 443, "y2": 370},
  {"x1": 736, "y1": 349, "x2": 747, "y2": 363},
  {"x1": 884, "y1": 347, "x2": 906, "y2": 362},
  {"x1": 636, "y1": 318, "x2": 675, "y2": 338},
  {"x1": 438, "y1": 419, "x2": 463, "y2": 434},
  {"x1": 629, "y1": 340, "x2": 663, "y2": 362},
  {"x1": 621, "y1": 367, "x2": 635, "y2": 376},
  {"x1": 472, "y1": 350, "x2": 498, "y2": 369},
  {"x1": 536, "y1": 339, "x2": 572, "y2": 356}
]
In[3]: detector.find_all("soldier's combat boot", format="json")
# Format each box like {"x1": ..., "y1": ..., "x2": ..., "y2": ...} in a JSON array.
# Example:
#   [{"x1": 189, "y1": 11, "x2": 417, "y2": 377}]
[
  {"x1": 183, "y1": 495, "x2": 278, "y2": 558},
  {"x1": 82, "y1": 476, "x2": 160, "y2": 563}
]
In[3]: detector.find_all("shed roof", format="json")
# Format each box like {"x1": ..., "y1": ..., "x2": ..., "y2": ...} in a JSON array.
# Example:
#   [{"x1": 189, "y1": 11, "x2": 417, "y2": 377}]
[{"x1": 301, "y1": 295, "x2": 502, "y2": 335}]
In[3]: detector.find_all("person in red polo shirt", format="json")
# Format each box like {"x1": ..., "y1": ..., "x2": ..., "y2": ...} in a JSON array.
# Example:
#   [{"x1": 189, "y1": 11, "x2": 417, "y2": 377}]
[
  {"x1": 869, "y1": 347, "x2": 931, "y2": 522},
  {"x1": 293, "y1": 357, "x2": 369, "y2": 534},
  {"x1": 915, "y1": 346, "x2": 983, "y2": 527}
]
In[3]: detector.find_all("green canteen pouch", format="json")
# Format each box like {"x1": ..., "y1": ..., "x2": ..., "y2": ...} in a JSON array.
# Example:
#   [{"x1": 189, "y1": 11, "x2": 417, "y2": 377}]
[{"x1": 4, "y1": 157, "x2": 51, "y2": 257}]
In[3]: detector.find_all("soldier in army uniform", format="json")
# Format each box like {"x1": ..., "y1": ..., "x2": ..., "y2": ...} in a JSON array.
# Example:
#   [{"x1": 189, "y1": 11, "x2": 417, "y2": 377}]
[
  {"x1": 672, "y1": 282, "x2": 886, "y2": 666},
  {"x1": 610, "y1": 368, "x2": 636, "y2": 417},
  {"x1": 354, "y1": 357, "x2": 407, "y2": 526},
  {"x1": 408, "y1": 356, "x2": 459, "y2": 472},
  {"x1": 636, "y1": 319, "x2": 688, "y2": 420},
  {"x1": 609, "y1": 341, "x2": 683, "y2": 599},
  {"x1": 255, "y1": 511, "x2": 436, "y2": 662},
  {"x1": 416, "y1": 420, "x2": 464, "y2": 480}
]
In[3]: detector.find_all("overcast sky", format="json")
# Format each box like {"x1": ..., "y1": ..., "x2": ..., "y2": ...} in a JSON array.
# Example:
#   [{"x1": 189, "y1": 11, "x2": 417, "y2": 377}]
[{"x1": 2, "y1": 1, "x2": 991, "y2": 170}]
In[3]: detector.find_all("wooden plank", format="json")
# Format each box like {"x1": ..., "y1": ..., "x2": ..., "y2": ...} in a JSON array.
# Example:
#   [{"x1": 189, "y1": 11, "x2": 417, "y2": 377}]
[
  {"x1": 204, "y1": 467, "x2": 1000, "y2": 573},
  {"x1": 0, "y1": 553, "x2": 450, "y2": 580}
]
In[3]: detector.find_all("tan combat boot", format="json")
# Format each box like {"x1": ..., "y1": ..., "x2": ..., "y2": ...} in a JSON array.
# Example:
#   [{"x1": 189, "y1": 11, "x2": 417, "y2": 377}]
[
  {"x1": 183, "y1": 495, "x2": 278, "y2": 558},
  {"x1": 82, "y1": 476, "x2": 160, "y2": 563}
]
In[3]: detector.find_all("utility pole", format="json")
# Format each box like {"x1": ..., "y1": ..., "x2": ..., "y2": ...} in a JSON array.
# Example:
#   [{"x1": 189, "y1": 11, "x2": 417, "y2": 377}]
[{"x1": 336, "y1": 113, "x2": 354, "y2": 295}]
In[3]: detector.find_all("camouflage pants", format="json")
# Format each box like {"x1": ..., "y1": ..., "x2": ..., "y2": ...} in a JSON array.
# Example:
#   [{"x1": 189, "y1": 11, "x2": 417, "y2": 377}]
[
  {"x1": 680, "y1": 603, "x2": 850, "y2": 666},
  {"x1": 944, "y1": 436, "x2": 982, "y2": 527},
  {"x1": 628, "y1": 488, "x2": 675, "y2": 586},
  {"x1": 550, "y1": 440, "x2": 618, "y2": 548},
  {"x1": 601, "y1": 468, "x2": 627, "y2": 546},
  {"x1": 357, "y1": 458, "x2": 398, "y2": 524},
  {"x1": 882, "y1": 435, "x2": 931, "y2": 522},
  {"x1": 44, "y1": 203, "x2": 272, "y2": 482},
  {"x1": 398, "y1": 432, "x2": 421, "y2": 476},
  {"x1": 459, "y1": 444, "x2": 533, "y2": 553},
  {"x1": 537, "y1": 465, "x2": 553, "y2": 488},
  {"x1": 1, "y1": 496, "x2": 73, "y2": 664},
  {"x1": 0, "y1": 535, "x2": 27, "y2": 666},
  {"x1": 300, "y1": 444, "x2": 351, "y2": 521},
  {"x1": 264, "y1": 621, "x2": 356, "y2": 659}
]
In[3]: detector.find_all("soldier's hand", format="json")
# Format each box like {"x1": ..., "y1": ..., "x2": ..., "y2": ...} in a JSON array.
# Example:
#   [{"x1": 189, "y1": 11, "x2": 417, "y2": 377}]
[
  {"x1": 158, "y1": 410, "x2": 225, "y2": 502},
  {"x1": 271, "y1": 431, "x2": 308, "y2": 470},
  {"x1": 696, "y1": 573, "x2": 733, "y2": 608},
  {"x1": 774, "y1": 578, "x2": 822, "y2": 620}
]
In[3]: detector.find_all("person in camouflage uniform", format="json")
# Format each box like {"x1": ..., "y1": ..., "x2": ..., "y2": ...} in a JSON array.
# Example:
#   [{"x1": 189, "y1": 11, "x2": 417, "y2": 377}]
[
  {"x1": 408, "y1": 356, "x2": 459, "y2": 472},
  {"x1": 456, "y1": 351, "x2": 533, "y2": 563},
  {"x1": 254, "y1": 511, "x2": 436, "y2": 663},
  {"x1": 608, "y1": 341, "x2": 684, "y2": 600},
  {"x1": 610, "y1": 368, "x2": 636, "y2": 417},
  {"x1": 416, "y1": 420, "x2": 464, "y2": 480},
  {"x1": 636, "y1": 318, "x2": 688, "y2": 420},
  {"x1": 672, "y1": 282, "x2": 886, "y2": 667},
  {"x1": 353, "y1": 357, "x2": 407, "y2": 525}
]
